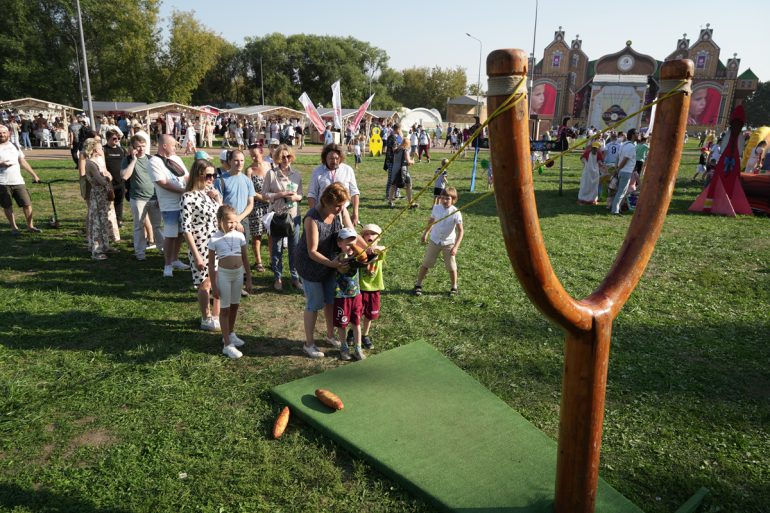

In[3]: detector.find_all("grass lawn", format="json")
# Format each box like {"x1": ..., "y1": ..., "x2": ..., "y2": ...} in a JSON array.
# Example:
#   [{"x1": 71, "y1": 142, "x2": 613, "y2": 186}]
[{"x1": 1, "y1": 142, "x2": 768, "y2": 513}]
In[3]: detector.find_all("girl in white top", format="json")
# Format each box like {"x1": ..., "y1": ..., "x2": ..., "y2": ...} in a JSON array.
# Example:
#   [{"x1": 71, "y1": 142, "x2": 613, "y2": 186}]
[{"x1": 208, "y1": 205, "x2": 249, "y2": 359}]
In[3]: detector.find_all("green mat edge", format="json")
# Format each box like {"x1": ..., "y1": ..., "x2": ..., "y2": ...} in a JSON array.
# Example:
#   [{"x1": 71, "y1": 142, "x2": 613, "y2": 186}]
[
  {"x1": 270, "y1": 341, "x2": 644, "y2": 513},
  {"x1": 270, "y1": 344, "x2": 461, "y2": 512}
]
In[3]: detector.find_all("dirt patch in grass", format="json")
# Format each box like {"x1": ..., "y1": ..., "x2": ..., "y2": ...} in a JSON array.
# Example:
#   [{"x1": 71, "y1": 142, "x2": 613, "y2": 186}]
[
  {"x1": 63, "y1": 428, "x2": 117, "y2": 461},
  {"x1": 73, "y1": 416, "x2": 96, "y2": 426}
]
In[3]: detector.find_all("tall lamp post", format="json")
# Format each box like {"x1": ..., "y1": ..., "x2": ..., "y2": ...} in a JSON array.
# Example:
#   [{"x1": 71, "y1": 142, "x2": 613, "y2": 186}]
[
  {"x1": 75, "y1": 0, "x2": 94, "y2": 128},
  {"x1": 529, "y1": 0, "x2": 539, "y2": 115},
  {"x1": 466, "y1": 33, "x2": 482, "y2": 117}
]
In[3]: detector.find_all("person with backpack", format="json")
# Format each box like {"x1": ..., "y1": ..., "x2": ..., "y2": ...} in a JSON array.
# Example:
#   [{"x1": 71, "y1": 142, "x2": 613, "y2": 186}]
[{"x1": 150, "y1": 135, "x2": 190, "y2": 276}]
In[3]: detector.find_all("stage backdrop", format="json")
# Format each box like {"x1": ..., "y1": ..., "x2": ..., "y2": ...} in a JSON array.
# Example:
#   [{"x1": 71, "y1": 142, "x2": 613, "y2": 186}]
[{"x1": 587, "y1": 75, "x2": 648, "y2": 133}]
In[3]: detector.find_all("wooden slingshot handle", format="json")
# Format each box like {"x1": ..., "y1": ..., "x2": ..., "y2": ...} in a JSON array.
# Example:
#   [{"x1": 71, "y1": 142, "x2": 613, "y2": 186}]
[{"x1": 486, "y1": 49, "x2": 692, "y2": 513}]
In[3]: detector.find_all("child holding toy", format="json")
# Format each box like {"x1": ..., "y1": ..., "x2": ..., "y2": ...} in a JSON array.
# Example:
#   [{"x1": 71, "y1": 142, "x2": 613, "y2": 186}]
[
  {"x1": 357, "y1": 224, "x2": 386, "y2": 350},
  {"x1": 413, "y1": 187, "x2": 463, "y2": 296},
  {"x1": 334, "y1": 227, "x2": 366, "y2": 361},
  {"x1": 208, "y1": 205, "x2": 250, "y2": 359}
]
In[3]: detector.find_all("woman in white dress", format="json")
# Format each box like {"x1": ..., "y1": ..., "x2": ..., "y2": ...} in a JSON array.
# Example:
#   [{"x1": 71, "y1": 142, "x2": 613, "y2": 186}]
[
  {"x1": 577, "y1": 141, "x2": 605, "y2": 205},
  {"x1": 182, "y1": 121, "x2": 197, "y2": 155}
]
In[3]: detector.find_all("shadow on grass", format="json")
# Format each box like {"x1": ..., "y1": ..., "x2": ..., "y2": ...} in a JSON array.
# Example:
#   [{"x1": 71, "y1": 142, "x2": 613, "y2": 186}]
[
  {"x1": 0, "y1": 483, "x2": 131, "y2": 513},
  {"x1": 0, "y1": 238, "x2": 195, "y2": 303},
  {"x1": 0, "y1": 311, "x2": 205, "y2": 362}
]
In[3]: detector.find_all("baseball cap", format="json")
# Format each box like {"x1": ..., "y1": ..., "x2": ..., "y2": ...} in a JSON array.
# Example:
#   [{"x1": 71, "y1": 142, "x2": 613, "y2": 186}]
[
  {"x1": 337, "y1": 227, "x2": 357, "y2": 240},
  {"x1": 268, "y1": 138, "x2": 280, "y2": 146},
  {"x1": 194, "y1": 150, "x2": 211, "y2": 160},
  {"x1": 361, "y1": 223, "x2": 382, "y2": 236},
  {"x1": 219, "y1": 150, "x2": 228, "y2": 161},
  {"x1": 591, "y1": 141, "x2": 601, "y2": 149}
]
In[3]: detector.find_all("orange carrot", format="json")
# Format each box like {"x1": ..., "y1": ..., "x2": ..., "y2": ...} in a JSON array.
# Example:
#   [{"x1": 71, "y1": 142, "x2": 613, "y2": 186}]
[
  {"x1": 273, "y1": 406, "x2": 290, "y2": 439},
  {"x1": 315, "y1": 389, "x2": 344, "y2": 410}
]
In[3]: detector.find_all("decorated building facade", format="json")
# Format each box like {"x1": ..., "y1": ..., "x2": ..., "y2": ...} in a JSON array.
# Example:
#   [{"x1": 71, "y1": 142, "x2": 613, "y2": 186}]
[{"x1": 531, "y1": 25, "x2": 758, "y2": 133}]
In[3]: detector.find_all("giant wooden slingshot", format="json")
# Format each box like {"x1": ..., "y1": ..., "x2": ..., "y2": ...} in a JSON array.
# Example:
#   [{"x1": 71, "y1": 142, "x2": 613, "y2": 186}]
[{"x1": 487, "y1": 50, "x2": 693, "y2": 513}]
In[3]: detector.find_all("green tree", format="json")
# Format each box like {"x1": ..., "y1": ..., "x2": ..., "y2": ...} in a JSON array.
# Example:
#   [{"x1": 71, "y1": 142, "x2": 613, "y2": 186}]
[
  {"x1": 0, "y1": 0, "x2": 160, "y2": 106},
  {"x1": 239, "y1": 34, "x2": 399, "y2": 110},
  {"x1": 744, "y1": 82, "x2": 770, "y2": 127},
  {"x1": 192, "y1": 41, "x2": 244, "y2": 107},
  {"x1": 393, "y1": 66, "x2": 468, "y2": 115},
  {"x1": 155, "y1": 10, "x2": 228, "y2": 104}
]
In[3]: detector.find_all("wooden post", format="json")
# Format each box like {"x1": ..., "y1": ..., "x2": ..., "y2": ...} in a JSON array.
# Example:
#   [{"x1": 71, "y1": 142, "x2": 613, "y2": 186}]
[{"x1": 486, "y1": 49, "x2": 693, "y2": 513}]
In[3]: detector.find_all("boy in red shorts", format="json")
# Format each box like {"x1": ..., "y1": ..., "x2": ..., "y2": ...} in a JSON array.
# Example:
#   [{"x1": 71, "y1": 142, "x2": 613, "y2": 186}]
[
  {"x1": 334, "y1": 227, "x2": 365, "y2": 361},
  {"x1": 357, "y1": 224, "x2": 385, "y2": 350}
]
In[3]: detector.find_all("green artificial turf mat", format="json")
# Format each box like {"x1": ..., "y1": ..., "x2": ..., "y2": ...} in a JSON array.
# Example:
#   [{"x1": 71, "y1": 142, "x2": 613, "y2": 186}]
[{"x1": 271, "y1": 341, "x2": 644, "y2": 513}]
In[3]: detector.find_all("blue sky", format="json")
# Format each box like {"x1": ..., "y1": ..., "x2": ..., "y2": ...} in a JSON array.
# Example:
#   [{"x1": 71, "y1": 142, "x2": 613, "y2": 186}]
[{"x1": 160, "y1": 0, "x2": 767, "y2": 83}]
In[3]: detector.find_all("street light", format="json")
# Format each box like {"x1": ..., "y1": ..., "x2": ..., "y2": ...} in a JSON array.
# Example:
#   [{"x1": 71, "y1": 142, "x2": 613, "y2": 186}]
[
  {"x1": 529, "y1": 0, "x2": 539, "y2": 115},
  {"x1": 466, "y1": 33, "x2": 482, "y2": 117},
  {"x1": 353, "y1": 47, "x2": 376, "y2": 98}
]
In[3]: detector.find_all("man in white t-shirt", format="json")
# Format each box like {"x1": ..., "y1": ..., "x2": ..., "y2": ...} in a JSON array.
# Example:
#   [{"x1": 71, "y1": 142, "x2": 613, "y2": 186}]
[
  {"x1": 611, "y1": 128, "x2": 638, "y2": 215},
  {"x1": 307, "y1": 144, "x2": 360, "y2": 225},
  {"x1": 150, "y1": 134, "x2": 190, "y2": 277},
  {"x1": 0, "y1": 125, "x2": 41, "y2": 235}
]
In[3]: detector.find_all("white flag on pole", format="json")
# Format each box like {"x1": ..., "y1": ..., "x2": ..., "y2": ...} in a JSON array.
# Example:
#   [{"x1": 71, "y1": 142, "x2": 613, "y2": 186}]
[{"x1": 331, "y1": 80, "x2": 343, "y2": 130}]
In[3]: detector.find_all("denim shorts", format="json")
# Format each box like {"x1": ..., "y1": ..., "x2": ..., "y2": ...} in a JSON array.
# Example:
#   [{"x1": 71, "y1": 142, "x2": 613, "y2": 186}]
[
  {"x1": 303, "y1": 273, "x2": 337, "y2": 312},
  {"x1": 161, "y1": 209, "x2": 181, "y2": 238}
]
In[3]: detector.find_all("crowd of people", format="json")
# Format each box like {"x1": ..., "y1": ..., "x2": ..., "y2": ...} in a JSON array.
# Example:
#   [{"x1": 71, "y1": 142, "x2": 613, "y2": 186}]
[{"x1": 7, "y1": 122, "x2": 463, "y2": 361}]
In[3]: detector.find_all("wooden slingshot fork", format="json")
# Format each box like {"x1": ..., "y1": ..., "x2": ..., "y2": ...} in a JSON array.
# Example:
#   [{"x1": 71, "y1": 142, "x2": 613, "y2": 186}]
[{"x1": 486, "y1": 50, "x2": 693, "y2": 513}]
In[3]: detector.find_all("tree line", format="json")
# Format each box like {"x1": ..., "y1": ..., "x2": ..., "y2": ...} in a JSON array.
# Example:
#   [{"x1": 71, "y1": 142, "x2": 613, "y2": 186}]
[{"x1": 1, "y1": 1, "x2": 470, "y2": 115}]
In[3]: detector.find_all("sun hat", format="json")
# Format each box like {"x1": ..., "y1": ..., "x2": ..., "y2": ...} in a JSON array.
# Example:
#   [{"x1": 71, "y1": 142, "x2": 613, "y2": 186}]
[
  {"x1": 337, "y1": 227, "x2": 357, "y2": 240},
  {"x1": 360, "y1": 223, "x2": 382, "y2": 236}
]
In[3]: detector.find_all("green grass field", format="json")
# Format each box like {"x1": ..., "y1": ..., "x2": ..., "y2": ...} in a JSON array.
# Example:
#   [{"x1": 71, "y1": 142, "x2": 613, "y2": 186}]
[{"x1": 1, "y1": 142, "x2": 768, "y2": 513}]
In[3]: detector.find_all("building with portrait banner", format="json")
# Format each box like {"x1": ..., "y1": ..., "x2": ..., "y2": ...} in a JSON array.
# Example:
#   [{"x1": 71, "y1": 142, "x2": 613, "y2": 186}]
[{"x1": 531, "y1": 25, "x2": 758, "y2": 134}]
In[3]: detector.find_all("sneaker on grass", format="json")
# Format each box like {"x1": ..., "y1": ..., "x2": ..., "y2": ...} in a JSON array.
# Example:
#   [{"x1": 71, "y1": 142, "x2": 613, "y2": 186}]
[
  {"x1": 200, "y1": 317, "x2": 218, "y2": 331},
  {"x1": 362, "y1": 335, "x2": 373, "y2": 350},
  {"x1": 353, "y1": 347, "x2": 367, "y2": 361},
  {"x1": 222, "y1": 344, "x2": 243, "y2": 359},
  {"x1": 229, "y1": 332, "x2": 245, "y2": 347},
  {"x1": 303, "y1": 344, "x2": 325, "y2": 358},
  {"x1": 172, "y1": 260, "x2": 190, "y2": 270},
  {"x1": 325, "y1": 336, "x2": 341, "y2": 348},
  {"x1": 163, "y1": 265, "x2": 173, "y2": 278}
]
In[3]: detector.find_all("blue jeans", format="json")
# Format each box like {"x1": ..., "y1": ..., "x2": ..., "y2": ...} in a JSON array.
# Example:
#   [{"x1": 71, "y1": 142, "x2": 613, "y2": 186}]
[
  {"x1": 611, "y1": 173, "x2": 633, "y2": 214},
  {"x1": 20, "y1": 132, "x2": 32, "y2": 149},
  {"x1": 271, "y1": 215, "x2": 300, "y2": 281}
]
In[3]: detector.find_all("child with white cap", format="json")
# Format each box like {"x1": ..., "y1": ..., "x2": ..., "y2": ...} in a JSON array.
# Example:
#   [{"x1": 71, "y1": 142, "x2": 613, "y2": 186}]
[
  {"x1": 334, "y1": 226, "x2": 366, "y2": 361},
  {"x1": 357, "y1": 223, "x2": 385, "y2": 349}
]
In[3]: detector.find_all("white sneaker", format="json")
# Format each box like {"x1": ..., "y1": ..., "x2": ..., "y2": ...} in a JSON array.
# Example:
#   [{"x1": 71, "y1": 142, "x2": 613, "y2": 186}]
[
  {"x1": 303, "y1": 345, "x2": 325, "y2": 358},
  {"x1": 200, "y1": 317, "x2": 218, "y2": 331},
  {"x1": 146, "y1": 243, "x2": 157, "y2": 250},
  {"x1": 212, "y1": 317, "x2": 221, "y2": 330},
  {"x1": 222, "y1": 344, "x2": 242, "y2": 359},
  {"x1": 172, "y1": 260, "x2": 190, "y2": 270},
  {"x1": 229, "y1": 332, "x2": 245, "y2": 347},
  {"x1": 325, "y1": 336, "x2": 341, "y2": 348},
  {"x1": 163, "y1": 265, "x2": 173, "y2": 277}
]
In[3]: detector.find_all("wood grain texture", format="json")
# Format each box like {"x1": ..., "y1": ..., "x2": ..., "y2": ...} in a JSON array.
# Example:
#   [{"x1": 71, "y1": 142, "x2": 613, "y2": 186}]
[{"x1": 486, "y1": 49, "x2": 693, "y2": 513}]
